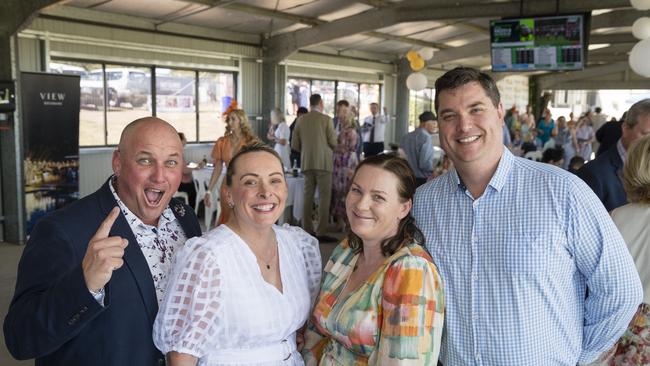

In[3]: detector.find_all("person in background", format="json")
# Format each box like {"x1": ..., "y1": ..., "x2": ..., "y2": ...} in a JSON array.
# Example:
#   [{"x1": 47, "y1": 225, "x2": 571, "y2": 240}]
[
  {"x1": 154, "y1": 142, "x2": 321, "y2": 366},
  {"x1": 591, "y1": 106, "x2": 608, "y2": 154},
  {"x1": 289, "y1": 106, "x2": 308, "y2": 168},
  {"x1": 204, "y1": 109, "x2": 259, "y2": 226},
  {"x1": 400, "y1": 111, "x2": 438, "y2": 187},
  {"x1": 3, "y1": 117, "x2": 201, "y2": 365},
  {"x1": 519, "y1": 104, "x2": 536, "y2": 138},
  {"x1": 537, "y1": 108, "x2": 555, "y2": 146},
  {"x1": 330, "y1": 112, "x2": 359, "y2": 231},
  {"x1": 541, "y1": 146, "x2": 564, "y2": 167},
  {"x1": 568, "y1": 156, "x2": 586, "y2": 174},
  {"x1": 413, "y1": 66, "x2": 642, "y2": 365},
  {"x1": 576, "y1": 115, "x2": 596, "y2": 161},
  {"x1": 558, "y1": 117, "x2": 579, "y2": 170},
  {"x1": 504, "y1": 105, "x2": 518, "y2": 135},
  {"x1": 361, "y1": 102, "x2": 390, "y2": 157},
  {"x1": 577, "y1": 99, "x2": 650, "y2": 212},
  {"x1": 332, "y1": 99, "x2": 349, "y2": 136},
  {"x1": 177, "y1": 132, "x2": 203, "y2": 211},
  {"x1": 291, "y1": 94, "x2": 338, "y2": 243},
  {"x1": 604, "y1": 134, "x2": 650, "y2": 364},
  {"x1": 303, "y1": 154, "x2": 444, "y2": 364},
  {"x1": 267, "y1": 107, "x2": 291, "y2": 169},
  {"x1": 596, "y1": 115, "x2": 623, "y2": 157}
]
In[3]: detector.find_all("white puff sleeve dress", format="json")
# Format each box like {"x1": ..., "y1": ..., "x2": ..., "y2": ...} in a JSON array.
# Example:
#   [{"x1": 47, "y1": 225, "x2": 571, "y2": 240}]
[{"x1": 153, "y1": 224, "x2": 322, "y2": 365}]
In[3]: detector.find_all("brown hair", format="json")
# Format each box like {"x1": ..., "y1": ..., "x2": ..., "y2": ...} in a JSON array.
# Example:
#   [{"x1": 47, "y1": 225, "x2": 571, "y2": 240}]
[
  {"x1": 434, "y1": 66, "x2": 500, "y2": 113},
  {"x1": 346, "y1": 154, "x2": 424, "y2": 256},
  {"x1": 225, "y1": 141, "x2": 284, "y2": 187}
]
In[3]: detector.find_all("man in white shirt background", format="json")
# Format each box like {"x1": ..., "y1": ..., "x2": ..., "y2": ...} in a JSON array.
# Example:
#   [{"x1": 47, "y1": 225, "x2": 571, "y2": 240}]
[{"x1": 361, "y1": 102, "x2": 390, "y2": 157}]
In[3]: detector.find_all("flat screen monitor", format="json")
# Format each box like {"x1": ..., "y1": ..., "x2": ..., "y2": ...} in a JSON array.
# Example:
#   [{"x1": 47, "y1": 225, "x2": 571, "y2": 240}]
[{"x1": 490, "y1": 14, "x2": 587, "y2": 72}]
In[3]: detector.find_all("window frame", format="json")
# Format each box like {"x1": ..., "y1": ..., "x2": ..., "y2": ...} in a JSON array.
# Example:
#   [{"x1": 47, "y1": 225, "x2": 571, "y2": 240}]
[{"x1": 52, "y1": 57, "x2": 238, "y2": 147}]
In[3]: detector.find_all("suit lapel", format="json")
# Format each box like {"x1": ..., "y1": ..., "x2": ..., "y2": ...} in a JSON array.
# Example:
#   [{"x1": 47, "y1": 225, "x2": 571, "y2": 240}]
[{"x1": 97, "y1": 180, "x2": 158, "y2": 322}]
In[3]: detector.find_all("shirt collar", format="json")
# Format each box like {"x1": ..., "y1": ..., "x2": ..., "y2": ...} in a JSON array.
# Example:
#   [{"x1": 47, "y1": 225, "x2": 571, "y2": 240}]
[
  {"x1": 109, "y1": 176, "x2": 175, "y2": 231},
  {"x1": 616, "y1": 139, "x2": 627, "y2": 162},
  {"x1": 448, "y1": 148, "x2": 513, "y2": 194}
]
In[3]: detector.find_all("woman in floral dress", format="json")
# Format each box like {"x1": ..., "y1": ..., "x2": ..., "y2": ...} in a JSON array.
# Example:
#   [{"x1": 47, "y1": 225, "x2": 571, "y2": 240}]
[
  {"x1": 330, "y1": 113, "x2": 358, "y2": 228},
  {"x1": 303, "y1": 154, "x2": 444, "y2": 365}
]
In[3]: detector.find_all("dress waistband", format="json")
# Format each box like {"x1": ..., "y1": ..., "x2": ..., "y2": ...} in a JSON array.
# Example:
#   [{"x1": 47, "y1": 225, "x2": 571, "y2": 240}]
[{"x1": 208, "y1": 333, "x2": 297, "y2": 363}]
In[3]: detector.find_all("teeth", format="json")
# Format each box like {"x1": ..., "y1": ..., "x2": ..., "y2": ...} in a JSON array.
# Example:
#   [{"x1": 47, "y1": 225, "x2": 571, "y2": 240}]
[
  {"x1": 252, "y1": 204, "x2": 274, "y2": 211},
  {"x1": 458, "y1": 136, "x2": 479, "y2": 143},
  {"x1": 144, "y1": 189, "x2": 164, "y2": 204}
]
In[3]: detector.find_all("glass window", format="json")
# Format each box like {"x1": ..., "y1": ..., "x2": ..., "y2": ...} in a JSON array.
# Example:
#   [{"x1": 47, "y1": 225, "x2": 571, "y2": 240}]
[
  {"x1": 286, "y1": 78, "x2": 310, "y2": 118},
  {"x1": 155, "y1": 68, "x2": 196, "y2": 141},
  {"x1": 337, "y1": 81, "x2": 359, "y2": 111},
  {"x1": 105, "y1": 65, "x2": 152, "y2": 145},
  {"x1": 310, "y1": 80, "x2": 335, "y2": 116},
  {"x1": 359, "y1": 83, "x2": 380, "y2": 122},
  {"x1": 409, "y1": 88, "x2": 434, "y2": 130},
  {"x1": 198, "y1": 71, "x2": 235, "y2": 142},
  {"x1": 50, "y1": 61, "x2": 105, "y2": 146}
]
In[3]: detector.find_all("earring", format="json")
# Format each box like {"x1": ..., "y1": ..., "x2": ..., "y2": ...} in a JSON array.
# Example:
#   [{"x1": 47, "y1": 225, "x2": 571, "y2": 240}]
[{"x1": 228, "y1": 201, "x2": 234, "y2": 208}]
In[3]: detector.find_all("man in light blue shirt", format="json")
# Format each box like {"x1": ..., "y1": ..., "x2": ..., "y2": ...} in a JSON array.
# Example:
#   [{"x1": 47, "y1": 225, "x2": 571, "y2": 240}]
[
  {"x1": 400, "y1": 111, "x2": 437, "y2": 187},
  {"x1": 413, "y1": 67, "x2": 642, "y2": 365}
]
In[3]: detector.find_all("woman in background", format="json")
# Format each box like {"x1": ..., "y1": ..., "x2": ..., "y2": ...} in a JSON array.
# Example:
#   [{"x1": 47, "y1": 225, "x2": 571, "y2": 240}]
[
  {"x1": 576, "y1": 115, "x2": 595, "y2": 161},
  {"x1": 606, "y1": 134, "x2": 650, "y2": 365},
  {"x1": 204, "y1": 109, "x2": 258, "y2": 226},
  {"x1": 330, "y1": 112, "x2": 359, "y2": 231},
  {"x1": 267, "y1": 108, "x2": 291, "y2": 169},
  {"x1": 303, "y1": 154, "x2": 444, "y2": 365}
]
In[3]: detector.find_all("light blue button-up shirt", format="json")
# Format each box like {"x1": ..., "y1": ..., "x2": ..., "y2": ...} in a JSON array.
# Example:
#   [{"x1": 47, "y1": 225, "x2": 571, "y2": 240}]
[{"x1": 413, "y1": 149, "x2": 642, "y2": 365}]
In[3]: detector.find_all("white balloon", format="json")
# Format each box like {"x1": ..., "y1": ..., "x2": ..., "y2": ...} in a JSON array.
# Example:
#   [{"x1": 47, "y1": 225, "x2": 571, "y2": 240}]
[
  {"x1": 629, "y1": 38, "x2": 650, "y2": 77},
  {"x1": 406, "y1": 72, "x2": 428, "y2": 91},
  {"x1": 631, "y1": 0, "x2": 650, "y2": 10},
  {"x1": 419, "y1": 48, "x2": 435, "y2": 61},
  {"x1": 633, "y1": 17, "x2": 650, "y2": 40}
]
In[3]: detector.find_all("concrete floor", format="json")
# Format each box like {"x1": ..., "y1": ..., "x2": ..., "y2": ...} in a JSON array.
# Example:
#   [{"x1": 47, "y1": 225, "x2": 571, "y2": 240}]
[
  {"x1": 0, "y1": 242, "x2": 31, "y2": 366},
  {"x1": 0, "y1": 233, "x2": 340, "y2": 365}
]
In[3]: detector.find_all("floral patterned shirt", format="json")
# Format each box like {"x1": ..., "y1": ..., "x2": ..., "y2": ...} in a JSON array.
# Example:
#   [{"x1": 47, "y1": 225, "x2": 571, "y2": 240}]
[
  {"x1": 302, "y1": 239, "x2": 445, "y2": 365},
  {"x1": 109, "y1": 178, "x2": 187, "y2": 303}
]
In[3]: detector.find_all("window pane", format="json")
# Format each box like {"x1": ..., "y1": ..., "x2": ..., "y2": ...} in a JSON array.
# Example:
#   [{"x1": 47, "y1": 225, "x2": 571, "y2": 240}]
[
  {"x1": 155, "y1": 69, "x2": 196, "y2": 141},
  {"x1": 50, "y1": 61, "x2": 105, "y2": 146},
  {"x1": 311, "y1": 80, "x2": 335, "y2": 116},
  {"x1": 337, "y1": 81, "x2": 359, "y2": 113},
  {"x1": 106, "y1": 65, "x2": 152, "y2": 145},
  {"x1": 408, "y1": 89, "x2": 434, "y2": 130},
  {"x1": 359, "y1": 83, "x2": 380, "y2": 122},
  {"x1": 198, "y1": 71, "x2": 235, "y2": 142},
  {"x1": 286, "y1": 78, "x2": 310, "y2": 118}
]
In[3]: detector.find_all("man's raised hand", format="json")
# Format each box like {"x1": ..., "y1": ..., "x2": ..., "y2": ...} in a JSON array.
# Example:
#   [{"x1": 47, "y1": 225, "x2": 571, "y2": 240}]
[{"x1": 82, "y1": 207, "x2": 128, "y2": 292}]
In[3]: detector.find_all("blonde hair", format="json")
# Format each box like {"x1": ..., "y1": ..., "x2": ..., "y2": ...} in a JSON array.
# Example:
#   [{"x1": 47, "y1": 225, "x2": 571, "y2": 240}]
[
  {"x1": 622, "y1": 134, "x2": 650, "y2": 204},
  {"x1": 225, "y1": 109, "x2": 257, "y2": 143}
]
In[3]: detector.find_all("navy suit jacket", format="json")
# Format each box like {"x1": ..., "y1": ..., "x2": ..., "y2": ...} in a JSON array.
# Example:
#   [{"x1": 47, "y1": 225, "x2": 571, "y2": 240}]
[
  {"x1": 576, "y1": 144, "x2": 627, "y2": 211},
  {"x1": 3, "y1": 179, "x2": 201, "y2": 366}
]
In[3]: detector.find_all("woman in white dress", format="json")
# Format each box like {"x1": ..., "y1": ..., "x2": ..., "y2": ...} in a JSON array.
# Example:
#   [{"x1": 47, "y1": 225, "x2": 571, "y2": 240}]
[
  {"x1": 154, "y1": 142, "x2": 322, "y2": 366},
  {"x1": 267, "y1": 108, "x2": 291, "y2": 169}
]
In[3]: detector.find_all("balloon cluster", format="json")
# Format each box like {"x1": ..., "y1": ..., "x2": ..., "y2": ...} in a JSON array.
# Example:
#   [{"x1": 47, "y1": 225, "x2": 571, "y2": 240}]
[
  {"x1": 630, "y1": 0, "x2": 650, "y2": 77},
  {"x1": 405, "y1": 48, "x2": 434, "y2": 91}
]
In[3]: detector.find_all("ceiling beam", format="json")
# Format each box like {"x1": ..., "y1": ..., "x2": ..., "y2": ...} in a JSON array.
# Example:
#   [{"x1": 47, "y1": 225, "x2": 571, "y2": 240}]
[
  {"x1": 264, "y1": 0, "x2": 632, "y2": 61},
  {"x1": 535, "y1": 61, "x2": 630, "y2": 89},
  {"x1": 429, "y1": 32, "x2": 636, "y2": 66},
  {"x1": 591, "y1": 9, "x2": 650, "y2": 29},
  {"x1": 398, "y1": 0, "x2": 631, "y2": 22},
  {"x1": 550, "y1": 80, "x2": 649, "y2": 89}
]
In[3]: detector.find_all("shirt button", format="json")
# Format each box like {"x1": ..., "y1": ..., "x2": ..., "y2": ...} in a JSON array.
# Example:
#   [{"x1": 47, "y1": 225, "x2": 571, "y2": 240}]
[
  {"x1": 472, "y1": 273, "x2": 478, "y2": 281},
  {"x1": 472, "y1": 235, "x2": 478, "y2": 242},
  {"x1": 476, "y1": 353, "x2": 481, "y2": 360}
]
